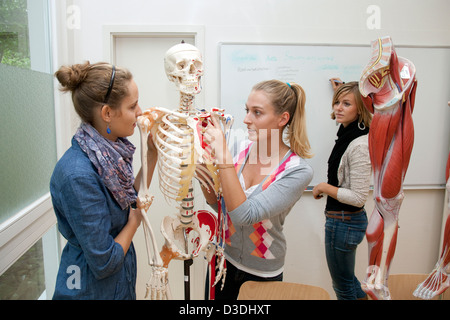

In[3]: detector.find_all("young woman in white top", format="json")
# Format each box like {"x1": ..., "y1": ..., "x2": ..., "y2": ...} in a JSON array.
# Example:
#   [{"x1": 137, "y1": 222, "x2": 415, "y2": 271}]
[{"x1": 313, "y1": 81, "x2": 372, "y2": 300}]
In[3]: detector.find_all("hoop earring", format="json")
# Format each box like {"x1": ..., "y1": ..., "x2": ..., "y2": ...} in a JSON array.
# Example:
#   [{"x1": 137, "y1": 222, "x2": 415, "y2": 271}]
[{"x1": 358, "y1": 121, "x2": 366, "y2": 131}]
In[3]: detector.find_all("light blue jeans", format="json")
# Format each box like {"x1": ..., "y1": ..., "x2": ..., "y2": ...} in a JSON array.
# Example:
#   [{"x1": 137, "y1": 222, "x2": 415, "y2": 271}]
[{"x1": 324, "y1": 209, "x2": 368, "y2": 300}]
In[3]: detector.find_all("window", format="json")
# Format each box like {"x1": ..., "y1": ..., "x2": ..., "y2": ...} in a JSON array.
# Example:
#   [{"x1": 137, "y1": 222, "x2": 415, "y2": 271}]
[
  {"x1": 0, "y1": 239, "x2": 45, "y2": 300},
  {"x1": 0, "y1": 0, "x2": 59, "y2": 300},
  {"x1": 0, "y1": 0, "x2": 30, "y2": 69}
]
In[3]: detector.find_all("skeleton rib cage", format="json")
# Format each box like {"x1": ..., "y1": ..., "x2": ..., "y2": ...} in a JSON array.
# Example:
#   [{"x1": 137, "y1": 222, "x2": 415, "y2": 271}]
[{"x1": 156, "y1": 114, "x2": 196, "y2": 204}]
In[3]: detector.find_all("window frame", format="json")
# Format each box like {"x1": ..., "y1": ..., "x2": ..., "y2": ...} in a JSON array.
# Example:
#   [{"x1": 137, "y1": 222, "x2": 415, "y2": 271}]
[{"x1": 0, "y1": 0, "x2": 62, "y2": 299}]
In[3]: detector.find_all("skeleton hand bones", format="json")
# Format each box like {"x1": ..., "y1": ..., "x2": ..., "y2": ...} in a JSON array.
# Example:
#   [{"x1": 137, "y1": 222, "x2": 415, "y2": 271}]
[
  {"x1": 145, "y1": 266, "x2": 171, "y2": 300},
  {"x1": 202, "y1": 112, "x2": 234, "y2": 166}
]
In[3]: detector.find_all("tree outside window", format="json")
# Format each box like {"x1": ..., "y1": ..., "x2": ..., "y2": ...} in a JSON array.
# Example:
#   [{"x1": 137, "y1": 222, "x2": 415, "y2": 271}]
[{"x1": 0, "y1": 0, "x2": 31, "y2": 69}]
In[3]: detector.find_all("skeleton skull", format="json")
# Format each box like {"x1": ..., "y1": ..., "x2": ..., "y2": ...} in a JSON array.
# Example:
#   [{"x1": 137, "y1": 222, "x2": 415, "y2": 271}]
[{"x1": 164, "y1": 43, "x2": 203, "y2": 95}]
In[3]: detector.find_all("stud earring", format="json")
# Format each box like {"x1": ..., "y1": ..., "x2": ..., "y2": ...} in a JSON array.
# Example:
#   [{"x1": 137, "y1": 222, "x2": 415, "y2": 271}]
[{"x1": 107, "y1": 124, "x2": 111, "y2": 134}]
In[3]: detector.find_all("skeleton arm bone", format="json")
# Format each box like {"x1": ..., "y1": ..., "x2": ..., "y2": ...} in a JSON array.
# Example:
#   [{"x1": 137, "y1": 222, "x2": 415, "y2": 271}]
[
  {"x1": 204, "y1": 114, "x2": 246, "y2": 211},
  {"x1": 136, "y1": 113, "x2": 163, "y2": 268},
  {"x1": 134, "y1": 158, "x2": 157, "y2": 196},
  {"x1": 136, "y1": 114, "x2": 159, "y2": 210},
  {"x1": 136, "y1": 109, "x2": 176, "y2": 300},
  {"x1": 141, "y1": 208, "x2": 162, "y2": 267},
  {"x1": 134, "y1": 119, "x2": 158, "y2": 196}
]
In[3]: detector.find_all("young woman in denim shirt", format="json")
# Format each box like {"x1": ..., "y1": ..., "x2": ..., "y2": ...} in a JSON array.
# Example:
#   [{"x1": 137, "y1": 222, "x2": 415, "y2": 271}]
[
  {"x1": 313, "y1": 81, "x2": 372, "y2": 300},
  {"x1": 50, "y1": 62, "x2": 156, "y2": 299}
]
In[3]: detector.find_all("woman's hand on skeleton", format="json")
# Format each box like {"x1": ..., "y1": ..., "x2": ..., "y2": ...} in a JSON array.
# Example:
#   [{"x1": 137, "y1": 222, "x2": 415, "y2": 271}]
[
  {"x1": 204, "y1": 113, "x2": 231, "y2": 165},
  {"x1": 129, "y1": 202, "x2": 143, "y2": 226}
]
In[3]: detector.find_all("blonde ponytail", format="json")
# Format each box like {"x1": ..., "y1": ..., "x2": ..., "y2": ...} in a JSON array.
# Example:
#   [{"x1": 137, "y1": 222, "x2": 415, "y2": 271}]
[{"x1": 288, "y1": 83, "x2": 313, "y2": 159}]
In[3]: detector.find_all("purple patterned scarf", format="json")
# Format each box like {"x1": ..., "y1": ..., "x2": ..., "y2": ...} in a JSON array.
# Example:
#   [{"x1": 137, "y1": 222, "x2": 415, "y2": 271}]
[{"x1": 74, "y1": 122, "x2": 137, "y2": 210}]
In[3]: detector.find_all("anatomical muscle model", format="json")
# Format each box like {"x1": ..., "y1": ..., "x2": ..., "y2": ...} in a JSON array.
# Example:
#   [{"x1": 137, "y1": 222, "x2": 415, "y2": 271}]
[
  {"x1": 136, "y1": 42, "x2": 233, "y2": 299},
  {"x1": 359, "y1": 36, "x2": 417, "y2": 300},
  {"x1": 414, "y1": 150, "x2": 450, "y2": 299}
]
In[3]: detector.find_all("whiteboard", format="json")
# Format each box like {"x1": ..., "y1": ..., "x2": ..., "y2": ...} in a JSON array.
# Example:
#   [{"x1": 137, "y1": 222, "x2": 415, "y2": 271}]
[{"x1": 219, "y1": 43, "x2": 450, "y2": 187}]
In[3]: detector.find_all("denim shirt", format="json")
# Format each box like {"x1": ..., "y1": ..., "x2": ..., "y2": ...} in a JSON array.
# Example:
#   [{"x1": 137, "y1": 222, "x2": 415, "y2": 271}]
[{"x1": 50, "y1": 138, "x2": 136, "y2": 300}]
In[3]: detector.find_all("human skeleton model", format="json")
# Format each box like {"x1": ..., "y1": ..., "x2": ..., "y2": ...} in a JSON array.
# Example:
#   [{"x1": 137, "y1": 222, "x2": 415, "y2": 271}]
[
  {"x1": 359, "y1": 36, "x2": 417, "y2": 300},
  {"x1": 414, "y1": 150, "x2": 450, "y2": 299},
  {"x1": 136, "y1": 42, "x2": 233, "y2": 300}
]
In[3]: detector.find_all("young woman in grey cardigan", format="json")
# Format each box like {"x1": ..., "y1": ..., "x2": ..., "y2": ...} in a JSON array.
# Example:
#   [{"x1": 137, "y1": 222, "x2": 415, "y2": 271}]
[
  {"x1": 313, "y1": 81, "x2": 372, "y2": 300},
  {"x1": 203, "y1": 80, "x2": 313, "y2": 299}
]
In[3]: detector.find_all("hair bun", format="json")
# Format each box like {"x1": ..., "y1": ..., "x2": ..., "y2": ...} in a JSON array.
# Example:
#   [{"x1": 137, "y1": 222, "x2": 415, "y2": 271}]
[{"x1": 55, "y1": 61, "x2": 91, "y2": 92}]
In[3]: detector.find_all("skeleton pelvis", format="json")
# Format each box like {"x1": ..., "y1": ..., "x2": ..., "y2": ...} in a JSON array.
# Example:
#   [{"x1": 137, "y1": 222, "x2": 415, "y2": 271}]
[{"x1": 161, "y1": 210, "x2": 218, "y2": 260}]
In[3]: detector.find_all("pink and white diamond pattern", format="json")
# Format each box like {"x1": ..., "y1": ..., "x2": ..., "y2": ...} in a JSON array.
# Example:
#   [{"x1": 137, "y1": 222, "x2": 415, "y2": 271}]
[{"x1": 249, "y1": 219, "x2": 275, "y2": 259}]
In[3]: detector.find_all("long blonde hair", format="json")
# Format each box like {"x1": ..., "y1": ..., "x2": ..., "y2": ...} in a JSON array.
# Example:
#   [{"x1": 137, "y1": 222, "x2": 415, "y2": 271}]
[{"x1": 252, "y1": 80, "x2": 313, "y2": 159}]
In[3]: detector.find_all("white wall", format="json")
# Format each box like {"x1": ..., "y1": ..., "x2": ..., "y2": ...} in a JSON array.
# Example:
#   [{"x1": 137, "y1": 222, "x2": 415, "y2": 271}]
[{"x1": 54, "y1": 0, "x2": 450, "y2": 299}]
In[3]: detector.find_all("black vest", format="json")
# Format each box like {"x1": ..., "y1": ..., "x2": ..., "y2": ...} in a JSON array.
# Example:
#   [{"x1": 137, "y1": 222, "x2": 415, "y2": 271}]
[{"x1": 325, "y1": 120, "x2": 369, "y2": 212}]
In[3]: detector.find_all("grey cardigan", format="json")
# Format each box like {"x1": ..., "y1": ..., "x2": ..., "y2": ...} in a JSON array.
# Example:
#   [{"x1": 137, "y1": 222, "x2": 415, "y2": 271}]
[
  {"x1": 336, "y1": 135, "x2": 372, "y2": 207},
  {"x1": 224, "y1": 140, "x2": 313, "y2": 275}
]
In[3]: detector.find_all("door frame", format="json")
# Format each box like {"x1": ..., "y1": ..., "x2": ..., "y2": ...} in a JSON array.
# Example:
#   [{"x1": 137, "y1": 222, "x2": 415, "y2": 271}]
[{"x1": 102, "y1": 25, "x2": 205, "y2": 64}]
